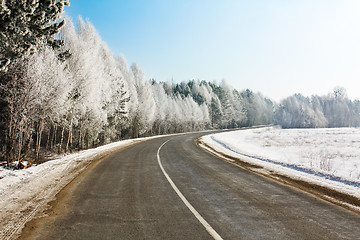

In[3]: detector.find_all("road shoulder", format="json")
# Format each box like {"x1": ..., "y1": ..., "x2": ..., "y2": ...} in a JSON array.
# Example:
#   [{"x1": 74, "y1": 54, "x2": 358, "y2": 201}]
[{"x1": 197, "y1": 136, "x2": 360, "y2": 214}]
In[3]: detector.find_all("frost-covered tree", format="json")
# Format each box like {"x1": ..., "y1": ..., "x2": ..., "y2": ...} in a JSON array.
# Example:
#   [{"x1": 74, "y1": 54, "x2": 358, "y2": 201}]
[
  {"x1": 323, "y1": 87, "x2": 351, "y2": 127},
  {"x1": 0, "y1": 44, "x2": 71, "y2": 162},
  {"x1": 129, "y1": 63, "x2": 156, "y2": 137},
  {"x1": 210, "y1": 97, "x2": 222, "y2": 127},
  {"x1": 0, "y1": 0, "x2": 69, "y2": 70},
  {"x1": 240, "y1": 89, "x2": 274, "y2": 127},
  {"x1": 275, "y1": 94, "x2": 327, "y2": 128},
  {"x1": 146, "y1": 80, "x2": 211, "y2": 134},
  {"x1": 24, "y1": 44, "x2": 72, "y2": 159},
  {"x1": 0, "y1": 0, "x2": 70, "y2": 162},
  {"x1": 151, "y1": 82, "x2": 170, "y2": 134},
  {"x1": 218, "y1": 81, "x2": 246, "y2": 128},
  {"x1": 274, "y1": 88, "x2": 360, "y2": 129},
  {"x1": 116, "y1": 55, "x2": 138, "y2": 137},
  {"x1": 101, "y1": 51, "x2": 128, "y2": 143},
  {"x1": 170, "y1": 80, "x2": 273, "y2": 129},
  {"x1": 60, "y1": 17, "x2": 128, "y2": 150},
  {"x1": 351, "y1": 100, "x2": 360, "y2": 127}
]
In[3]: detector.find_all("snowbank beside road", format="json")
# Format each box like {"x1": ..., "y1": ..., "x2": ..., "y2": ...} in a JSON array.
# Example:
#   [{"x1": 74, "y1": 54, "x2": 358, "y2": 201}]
[
  {"x1": 0, "y1": 136, "x2": 158, "y2": 240},
  {"x1": 200, "y1": 127, "x2": 360, "y2": 201}
]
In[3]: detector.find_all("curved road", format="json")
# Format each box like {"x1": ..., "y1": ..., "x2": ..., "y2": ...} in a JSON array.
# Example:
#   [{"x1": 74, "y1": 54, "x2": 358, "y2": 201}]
[{"x1": 21, "y1": 132, "x2": 360, "y2": 239}]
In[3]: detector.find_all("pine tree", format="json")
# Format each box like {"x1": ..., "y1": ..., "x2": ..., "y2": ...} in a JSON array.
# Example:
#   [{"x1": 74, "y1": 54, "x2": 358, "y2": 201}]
[{"x1": 0, "y1": 0, "x2": 69, "y2": 70}]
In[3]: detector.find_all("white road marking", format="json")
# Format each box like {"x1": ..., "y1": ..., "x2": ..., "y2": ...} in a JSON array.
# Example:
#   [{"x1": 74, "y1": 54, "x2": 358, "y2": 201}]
[{"x1": 157, "y1": 139, "x2": 224, "y2": 240}]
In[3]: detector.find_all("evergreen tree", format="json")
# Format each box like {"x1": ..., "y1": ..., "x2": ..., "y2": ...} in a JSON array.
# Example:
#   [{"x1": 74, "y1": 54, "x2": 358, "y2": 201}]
[
  {"x1": 210, "y1": 97, "x2": 222, "y2": 127},
  {"x1": 0, "y1": 0, "x2": 69, "y2": 70}
]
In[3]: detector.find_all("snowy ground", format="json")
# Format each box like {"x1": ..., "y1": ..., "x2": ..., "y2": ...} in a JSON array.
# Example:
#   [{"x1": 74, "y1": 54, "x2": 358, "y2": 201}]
[
  {"x1": 200, "y1": 127, "x2": 360, "y2": 201},
  {"x1": 0, "y1": 136, "x2": 164, "y2": 240}
]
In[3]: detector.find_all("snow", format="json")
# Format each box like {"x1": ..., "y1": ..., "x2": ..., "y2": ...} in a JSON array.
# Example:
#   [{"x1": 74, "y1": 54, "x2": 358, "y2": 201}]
[
  {"x1": 0, "y1": 136, "x2": 162, "y2": 240},
  {"x1": 200, "y1": 127, "x2": 360, "y2": 200}
]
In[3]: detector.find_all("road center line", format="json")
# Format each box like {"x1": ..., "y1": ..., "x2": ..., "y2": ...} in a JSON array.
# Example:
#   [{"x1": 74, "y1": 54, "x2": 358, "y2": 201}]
[{"x1": 157, "y1": 139, "x2": 224, "y2": 240}]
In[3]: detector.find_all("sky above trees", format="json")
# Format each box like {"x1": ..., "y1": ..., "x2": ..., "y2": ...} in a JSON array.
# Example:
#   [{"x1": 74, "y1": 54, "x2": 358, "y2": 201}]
[{"x1": 66, "y1": 0, "x2": 360, "y2": 101}]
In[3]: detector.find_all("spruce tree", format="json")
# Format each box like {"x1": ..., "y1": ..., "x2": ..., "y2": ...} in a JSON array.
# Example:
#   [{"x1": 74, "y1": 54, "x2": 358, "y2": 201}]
[{"x1": 0, "y1": 0, "x2": 69, "y2": 70}]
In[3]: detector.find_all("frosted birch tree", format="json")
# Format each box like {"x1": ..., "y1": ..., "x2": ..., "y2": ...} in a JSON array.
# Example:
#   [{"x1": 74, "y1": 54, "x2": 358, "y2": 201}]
[
  {"x1": 0, "y1": 44, "x2": 71, "y2": 162},
  {"x1": 130, "y1": 63, "x2": 156, "y2": 137},
  {"x1": 60, "y1": 17, "x2": 128, "y2": 150},
  {"x1": 25, "y1": 45, "x2": 72, "y2": 159}
]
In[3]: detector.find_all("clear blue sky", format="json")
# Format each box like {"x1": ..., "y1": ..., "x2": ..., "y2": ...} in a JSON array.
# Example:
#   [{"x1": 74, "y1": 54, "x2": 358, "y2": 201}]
[{"x1": 66, "y1": 0, "x2": 360, "y2": 101}]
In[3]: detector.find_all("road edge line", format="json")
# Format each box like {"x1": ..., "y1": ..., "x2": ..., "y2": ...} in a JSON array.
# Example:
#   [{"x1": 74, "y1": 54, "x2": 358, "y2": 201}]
[{"x1": 157, "y1": 139, "x2": 223, "y2": 240}]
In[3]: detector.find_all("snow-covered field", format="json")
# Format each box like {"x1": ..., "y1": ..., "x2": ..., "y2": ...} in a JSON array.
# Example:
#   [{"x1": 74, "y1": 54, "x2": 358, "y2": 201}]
[
  {"x1": 0, "y1": 136, "x2": 160, "y2": 240},
  {"x1": 201, "y1": 127, "x2": 360, "y2": 200}
]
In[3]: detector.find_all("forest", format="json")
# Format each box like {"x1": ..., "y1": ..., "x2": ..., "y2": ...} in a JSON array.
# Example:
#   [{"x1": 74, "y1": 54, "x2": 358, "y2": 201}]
[{"x1": 0, "y1": 1, "x2": 359, "y2": 165}]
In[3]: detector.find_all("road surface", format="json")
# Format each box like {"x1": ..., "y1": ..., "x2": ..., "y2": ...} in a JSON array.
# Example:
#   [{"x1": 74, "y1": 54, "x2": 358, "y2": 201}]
[{"x1": 21, "y1": 132, "x2": 360, "y2": 239}]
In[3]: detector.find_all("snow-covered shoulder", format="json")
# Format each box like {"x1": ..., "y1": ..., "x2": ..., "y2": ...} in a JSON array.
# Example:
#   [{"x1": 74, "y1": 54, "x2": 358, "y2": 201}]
[
  {"x1": 200, "y1": 127, "x2": 360, "y2": 201},
  {"x1": 0, "y1": 135, "x2": 163, "y2": 240}
]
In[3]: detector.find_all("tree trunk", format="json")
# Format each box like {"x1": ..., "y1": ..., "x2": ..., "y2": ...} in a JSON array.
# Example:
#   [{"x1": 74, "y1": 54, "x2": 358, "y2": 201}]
[
  {"x1": 46, "y1": 125, "x2": 51, "y2": 150},
  {"x1": 35, "y1": 119, "x2": 44, "y2": 161},
  {"x1": 59, "y1": 126, "x2": 65, "y2": 153},
  {"x1": 17, "y1": 124, "x2": 24, "y2": 162},
  {"x1": 78, "y1": 121, "x2": 82, "y2": 150},
  {"x1": 66, "y1": 124, "x2": 72, "y2": 153},
  {"x1": 51, "y1": 124, "x2": 57, "y2": 151},
  {"x1": 66, "y1": 111, "x2": 73, "y2": 152}
]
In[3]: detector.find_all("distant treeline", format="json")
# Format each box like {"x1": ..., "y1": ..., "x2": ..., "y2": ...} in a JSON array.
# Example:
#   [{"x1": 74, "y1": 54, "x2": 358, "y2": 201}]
[{"x1": 274, "y1": 89, "x2": 360, "y2": 128}]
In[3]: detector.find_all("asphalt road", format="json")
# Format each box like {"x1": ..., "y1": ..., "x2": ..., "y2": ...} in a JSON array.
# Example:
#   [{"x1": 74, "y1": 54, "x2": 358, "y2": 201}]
[{"x1": 21, "y1": 132, "x2": 360, "y2": 239}]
